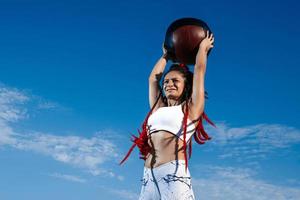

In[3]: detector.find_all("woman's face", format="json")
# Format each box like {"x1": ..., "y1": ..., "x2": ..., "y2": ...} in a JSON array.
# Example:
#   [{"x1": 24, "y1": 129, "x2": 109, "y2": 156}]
[{"x1": 163, "y1": 71, "x2": 185, "y2": 100}]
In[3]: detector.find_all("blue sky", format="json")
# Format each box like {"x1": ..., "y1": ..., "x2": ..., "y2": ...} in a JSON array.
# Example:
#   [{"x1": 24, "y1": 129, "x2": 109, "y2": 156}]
[{"x1": 0, "y1": 0, "x2": 300, "y2": 199}]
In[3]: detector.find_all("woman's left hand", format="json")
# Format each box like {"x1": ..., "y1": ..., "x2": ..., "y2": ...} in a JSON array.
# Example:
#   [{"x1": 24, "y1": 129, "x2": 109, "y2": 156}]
[
  {"x1": 199, "y1": 30, "x2": 214, "y2": 53},
  {"x1": 195, "y1": 30, "x2": 214, "y2": 72}
]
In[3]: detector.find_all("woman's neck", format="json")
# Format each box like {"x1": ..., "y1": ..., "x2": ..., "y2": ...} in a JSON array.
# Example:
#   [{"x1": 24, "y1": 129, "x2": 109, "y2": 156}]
[{"x1": 167, "y1": 99, "x2": 180, "y2": 106}]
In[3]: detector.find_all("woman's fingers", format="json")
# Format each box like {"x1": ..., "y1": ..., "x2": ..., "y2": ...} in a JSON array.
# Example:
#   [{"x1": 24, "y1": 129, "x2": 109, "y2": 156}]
[{"x1": 199, "y1": 31, "x2": 215, "y2": 51}]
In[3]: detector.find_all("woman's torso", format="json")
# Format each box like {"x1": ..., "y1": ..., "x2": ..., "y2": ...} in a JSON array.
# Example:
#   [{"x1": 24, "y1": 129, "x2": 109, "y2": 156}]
[
  {"x1": 144, "y1": 103, "x2": 197, "y2": 168},
  {"x1": 144, "y1": 130, "x2": 186, "y2": 168}
]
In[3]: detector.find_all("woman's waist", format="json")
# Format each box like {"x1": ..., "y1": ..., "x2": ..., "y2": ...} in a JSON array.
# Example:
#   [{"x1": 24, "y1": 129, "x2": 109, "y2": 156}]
[
  {"x1": 147, "y1": 130, "x2": 185, "y2": 145},
  {"x1": 144, "y1": 152, "x2": 186, "y2": 168}
]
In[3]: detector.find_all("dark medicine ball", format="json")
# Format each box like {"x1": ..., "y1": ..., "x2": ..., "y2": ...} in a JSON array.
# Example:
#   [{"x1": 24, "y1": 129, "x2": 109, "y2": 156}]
[{"x1": 164, "y1": 18, "x2": 212, "y2": 65}]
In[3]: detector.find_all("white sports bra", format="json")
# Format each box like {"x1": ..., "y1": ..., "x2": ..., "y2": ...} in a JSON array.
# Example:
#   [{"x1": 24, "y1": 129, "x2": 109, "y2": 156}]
[{"x1": 147, "y1": 104, "x2": 196, "y2": 141}]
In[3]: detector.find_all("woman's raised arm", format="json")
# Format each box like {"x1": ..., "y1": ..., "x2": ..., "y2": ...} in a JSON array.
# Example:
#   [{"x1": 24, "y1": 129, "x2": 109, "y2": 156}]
[
  {"x1": 190, "y1": 31, "x2": 214, "y2": 119},
  {"x1": 148, "y1": 45, "x2": 168, "y2": 110}
]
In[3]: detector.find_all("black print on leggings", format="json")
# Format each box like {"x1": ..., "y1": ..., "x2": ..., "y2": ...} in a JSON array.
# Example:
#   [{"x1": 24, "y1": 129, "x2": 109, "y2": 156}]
[
  {"x1": 163, "y1": 174, "x2": 192, "y2": 189},
  {"x1": 141, "y1": 173, "x2": 149, "y2": 187}
]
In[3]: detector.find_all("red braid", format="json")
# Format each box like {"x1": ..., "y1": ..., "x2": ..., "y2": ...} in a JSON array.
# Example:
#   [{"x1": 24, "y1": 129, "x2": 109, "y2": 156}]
[
  {"x1": 194, "y1": 112, "x2": 216, "y2": 144},
  {"x1": 182, "y1": 101, "x2": 189, "y2": 172},
  {"x1": 182, "y1": 102, "x2": 216, "y2": 172},
  {"x1": 119, "y1": 93, "x2": 162, "y2": 165}
]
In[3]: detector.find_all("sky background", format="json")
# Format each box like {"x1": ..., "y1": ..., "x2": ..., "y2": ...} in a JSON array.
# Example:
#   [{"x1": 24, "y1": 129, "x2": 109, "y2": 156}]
[{"x1": 0, "y1": 0, "x2": 300, "y2": 199}]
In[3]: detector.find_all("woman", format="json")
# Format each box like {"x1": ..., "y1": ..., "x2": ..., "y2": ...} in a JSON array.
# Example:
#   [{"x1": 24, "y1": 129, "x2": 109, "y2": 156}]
[{"x1": 120, "y1": 31, "x2": 215, "y2": 200}]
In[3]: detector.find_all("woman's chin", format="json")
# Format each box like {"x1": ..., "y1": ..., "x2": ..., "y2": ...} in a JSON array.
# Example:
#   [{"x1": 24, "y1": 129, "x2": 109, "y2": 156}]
[{"x1": 166, "y1": 95, "x2": 180, "y2": 100}]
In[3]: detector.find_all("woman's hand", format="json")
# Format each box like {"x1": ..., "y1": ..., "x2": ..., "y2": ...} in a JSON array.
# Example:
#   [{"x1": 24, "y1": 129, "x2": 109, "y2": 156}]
[
  {"x1": 199, "y1": 30, "x2": 214, "y2": 53},
  {"x1": 162, "y1": 43, "x2": 169, "y2": 61},
  {"x1": 195, "y1": 31, "x2": 214, "y2": 73}
]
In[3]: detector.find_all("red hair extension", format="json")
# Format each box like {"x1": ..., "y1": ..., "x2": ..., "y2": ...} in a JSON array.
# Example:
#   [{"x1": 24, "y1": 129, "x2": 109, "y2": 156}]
[
  {"x1": 182, "y1": 102, "x2": 189, "y2": 172},
  {"x1": 188, "y1": 138, "x2": 192, "y2": 159},
  {"x1": 179, "y1": 63, "x2": 189, "y2": 69},
  {"x1": 179, "y1": 63, "x2": 185, "y2": 67},
  {"x1": 194, "y1": 112, "x2": 216, "y2": 144},
  {"x1": 183, "y1": 105, "x2": 216, "y2": 171},
  {"x1": 119, "y1": 93, "x2": 161, "y2": 165}
]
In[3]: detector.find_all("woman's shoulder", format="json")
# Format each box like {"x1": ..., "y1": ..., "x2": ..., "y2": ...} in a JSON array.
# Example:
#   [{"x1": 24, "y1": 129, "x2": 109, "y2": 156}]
[{"x1": 151, "y1": 102, "x2": 167, "y2": 113}]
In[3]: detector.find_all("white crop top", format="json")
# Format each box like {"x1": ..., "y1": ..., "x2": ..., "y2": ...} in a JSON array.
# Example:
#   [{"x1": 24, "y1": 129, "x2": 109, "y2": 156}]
[{"x1": 147, "y1": 104, "x2": 196, "y2": 141}]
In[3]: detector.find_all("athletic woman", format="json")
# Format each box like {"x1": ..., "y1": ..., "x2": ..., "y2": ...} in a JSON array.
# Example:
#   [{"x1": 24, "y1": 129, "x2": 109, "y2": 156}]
[{"x1": 120, "y1": 31, "x2": 215, "y2": 200}]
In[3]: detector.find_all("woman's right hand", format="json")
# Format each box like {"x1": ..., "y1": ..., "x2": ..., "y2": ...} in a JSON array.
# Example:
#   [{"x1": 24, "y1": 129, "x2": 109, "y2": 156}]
[
  {"x1": 199, "y1": 30, "x2": 214, "y2": 54},
  {"x1": 162, "y1": 43, "x2": 169, "y2": 61}
]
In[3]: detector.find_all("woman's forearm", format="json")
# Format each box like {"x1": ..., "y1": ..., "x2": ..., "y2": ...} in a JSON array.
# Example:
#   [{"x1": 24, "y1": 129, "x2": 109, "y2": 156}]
[
  {"x1": 149, "y1": 56, "x2": 167, "y2": 82},
  {"x1": 191, "y1": 49, "x2": 207, "y2": 115},
  {"x1": 195, "y1": 50, "x2": 207, "y2": 74}
]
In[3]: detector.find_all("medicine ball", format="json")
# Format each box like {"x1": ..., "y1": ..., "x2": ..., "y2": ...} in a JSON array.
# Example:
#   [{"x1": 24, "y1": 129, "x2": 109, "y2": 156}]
[{"x1": 164, "y1": 18, "x2": 212, "y2": 65}]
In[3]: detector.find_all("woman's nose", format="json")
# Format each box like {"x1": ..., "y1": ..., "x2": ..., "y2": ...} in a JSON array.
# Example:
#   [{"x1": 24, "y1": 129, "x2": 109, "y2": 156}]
[{"x1": 166, "y1": 80, "x2": 174, "y2": 86}]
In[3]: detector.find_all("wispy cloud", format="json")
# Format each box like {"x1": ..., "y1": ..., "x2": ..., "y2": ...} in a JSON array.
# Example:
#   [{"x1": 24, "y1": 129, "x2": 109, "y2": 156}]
[
  {"x1": 0, "y1": 84, "x2": 119, "y2": 177},
  {"x1": 32, "y1": 94, "x2": 69, "y2": 111},
  {"x1": 49, "y1": 173, "x2": 87, "y2": 183},
  {"x1": 36, "y1": 101, "x2": 59, "y2": 110},
  {"x1": 0, "y1": 85, "x2": 28, "y2": 146},
  {"x1": 192, "y1": 165, "x2": 300, "y2": 200},
  {"x1": 0, "y1": 86, "x2": 29, "y2": 123},
  {"x1": 205, "y1": 122, "x2": 300, "y2": 161},
  {"x1": 11, "y1": 132, "x2": 118, "y2": 176}
]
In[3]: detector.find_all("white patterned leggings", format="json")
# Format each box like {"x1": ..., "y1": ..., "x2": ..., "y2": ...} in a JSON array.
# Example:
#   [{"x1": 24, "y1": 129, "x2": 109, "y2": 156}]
[{"x1": 138, "y1": 160, "x2": 195, "y2": 200}]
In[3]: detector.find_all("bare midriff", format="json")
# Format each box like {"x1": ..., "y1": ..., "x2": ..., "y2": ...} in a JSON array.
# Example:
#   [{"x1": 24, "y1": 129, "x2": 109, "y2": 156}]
[{"x1": 144, "y1": 130, "x2": 186, "y2": 169}]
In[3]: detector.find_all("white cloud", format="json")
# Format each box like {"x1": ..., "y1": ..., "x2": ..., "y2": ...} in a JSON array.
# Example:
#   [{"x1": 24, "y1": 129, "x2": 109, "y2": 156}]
[
  {"x1": 0, "y1": 84, "x2": 119, "y2": 177},
  {"x1": 0, "y1": 86, "x2": 29, "y2": 122},
  {"x1": 32, "y1": 94, "x2": 68, "y2": 111},
  {"x1": 209, "y1": 122, "x2": 300, "y2": 146},
  {"x1": 192, "y1": 165, "x2": 300, "y2": 200},
  {"x1": 37, "y1": 101, "x2": 59, "y2": 110},
  {"x1": 10, "y1": 132, "x2": 118, "y2": 176},
  {"x1": 49, "y1": 173, "x2": 87, "y2": 183},
  {"x1": 0, "y1": 85, "x2": 28, "y2": 146},
  {"x1": 205, "y1": 122, "x2": 300, "y2": 160},
  {"x1": 0, "y1": 120, "x2": 16, "y2": 146}
]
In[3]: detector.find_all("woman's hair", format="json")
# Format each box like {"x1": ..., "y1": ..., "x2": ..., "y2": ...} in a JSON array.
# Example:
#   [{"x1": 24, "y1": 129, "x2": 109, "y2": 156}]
[{"x1": 120, "y1": 63, "x2": 216, "y2": 170}]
